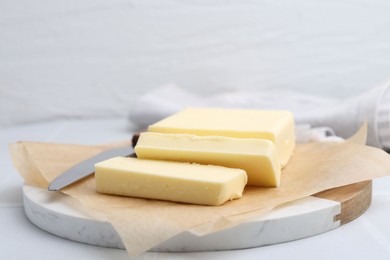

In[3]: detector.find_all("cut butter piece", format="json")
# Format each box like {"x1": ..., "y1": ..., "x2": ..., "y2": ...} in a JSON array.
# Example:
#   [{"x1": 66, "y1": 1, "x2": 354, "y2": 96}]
[
  {"x1": 135, "y1": 132, "x2": 281, "y2": 187},
  {"x1": 95, "y1": 157, "x2": 247, "y2": 206},
  {"x1": 148, "y1": 108, "x2": 295, "y2": 167}
]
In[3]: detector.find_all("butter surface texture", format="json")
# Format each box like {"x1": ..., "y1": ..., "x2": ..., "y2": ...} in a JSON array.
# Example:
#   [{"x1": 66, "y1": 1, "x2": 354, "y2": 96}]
[
  {"x1": 95, "y1": 157, "x2": 247, "y2": 206},
  {"x1": 148, "y1": 108, "x2": 295, "y2": 167},
  {"x1": 135, "y1": 132, "x2": 281, "y2": 187}
]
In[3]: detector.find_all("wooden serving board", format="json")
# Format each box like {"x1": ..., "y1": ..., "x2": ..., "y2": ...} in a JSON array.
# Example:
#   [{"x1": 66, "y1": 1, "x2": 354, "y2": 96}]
[
  {"x1": 313, "y1": 180, "x2": 372, "y2": 225},
  {"x1": 22, "y1": 180, "x2": 372, "y2": 252}
]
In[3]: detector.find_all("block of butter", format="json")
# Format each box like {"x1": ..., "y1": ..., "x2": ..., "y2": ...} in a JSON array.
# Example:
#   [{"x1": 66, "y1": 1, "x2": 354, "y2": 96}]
[
  {"x1": 135, "y1": 132, "x2": 281, "y2": 187},
  {"x1": 148, "y1": 108, "x2": 295, "y2": 167},
  {"x1": 95, "y1": 157, "x2": 247, "y2": 206}
]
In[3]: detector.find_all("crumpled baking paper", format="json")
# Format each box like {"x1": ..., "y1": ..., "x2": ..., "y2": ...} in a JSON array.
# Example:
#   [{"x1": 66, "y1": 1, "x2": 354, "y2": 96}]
[{"x1": 9, "y1": 126, "x2": 390, "y2": 256}]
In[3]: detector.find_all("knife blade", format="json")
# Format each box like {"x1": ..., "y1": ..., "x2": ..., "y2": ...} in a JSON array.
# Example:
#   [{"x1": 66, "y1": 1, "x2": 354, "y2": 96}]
[{"x1": 48, "y1": 145, "x2": 135, "y2": 191}]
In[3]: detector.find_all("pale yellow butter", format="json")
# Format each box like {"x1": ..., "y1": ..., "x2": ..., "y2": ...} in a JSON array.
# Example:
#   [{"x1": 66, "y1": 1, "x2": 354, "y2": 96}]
[
  {"x1": 135, "y1": 132, "x2": 281, "y2": 187},
  {"x1": 148, "y1": 108, "x2": 295, "y2": 167},
  {"x1": 95, "y1": 157, "x2": 247, "y2": 206}
]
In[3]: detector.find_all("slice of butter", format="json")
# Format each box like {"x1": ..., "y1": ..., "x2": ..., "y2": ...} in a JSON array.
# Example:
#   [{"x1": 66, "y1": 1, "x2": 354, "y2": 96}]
[
  {"x1": 95, "y1": 157, "x2": 247, "y2": 206},
  {"x1": 135, "y1": 132, "x2": 281, "y2": 187},
  {"x1": 148, "y1": 108, "x2": 295, "y2": 167}
]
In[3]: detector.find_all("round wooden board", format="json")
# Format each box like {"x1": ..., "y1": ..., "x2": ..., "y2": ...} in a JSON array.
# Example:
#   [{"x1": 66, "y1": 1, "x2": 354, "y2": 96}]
[
  {"x1": 22, "y1": 180, "x2": 372, "y2": 252},
  {"x1": 313, "y1": 180, "x2": 372, "y2": 225}
]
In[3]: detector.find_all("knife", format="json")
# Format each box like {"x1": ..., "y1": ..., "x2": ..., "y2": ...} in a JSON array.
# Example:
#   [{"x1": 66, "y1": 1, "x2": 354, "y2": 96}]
[{"x1": 48, "y1": 145, "x2": 135, "y2": 191}]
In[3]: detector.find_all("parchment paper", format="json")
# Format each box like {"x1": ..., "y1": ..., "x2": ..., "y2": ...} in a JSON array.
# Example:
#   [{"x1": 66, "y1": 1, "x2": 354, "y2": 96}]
[{"x1": 9, "y1": 127, "x2": 390, "y2": 257}]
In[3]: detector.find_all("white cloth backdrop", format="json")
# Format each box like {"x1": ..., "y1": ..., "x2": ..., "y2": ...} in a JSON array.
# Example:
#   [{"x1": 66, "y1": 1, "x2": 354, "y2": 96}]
[{"x1": 1, "y1": 0, "x2": 390, "y2": 126}]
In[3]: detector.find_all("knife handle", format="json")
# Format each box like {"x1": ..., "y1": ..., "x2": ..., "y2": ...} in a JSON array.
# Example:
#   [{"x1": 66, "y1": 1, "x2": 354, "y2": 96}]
[{"x1": 132, "y1": 129, "x2": 147, "y2": 148}]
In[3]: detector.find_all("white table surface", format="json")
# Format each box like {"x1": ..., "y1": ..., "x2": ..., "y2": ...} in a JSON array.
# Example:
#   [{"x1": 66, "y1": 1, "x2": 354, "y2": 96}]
[{"x1": 2, "y1": 117, "x2": 390, "y2": 260}]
